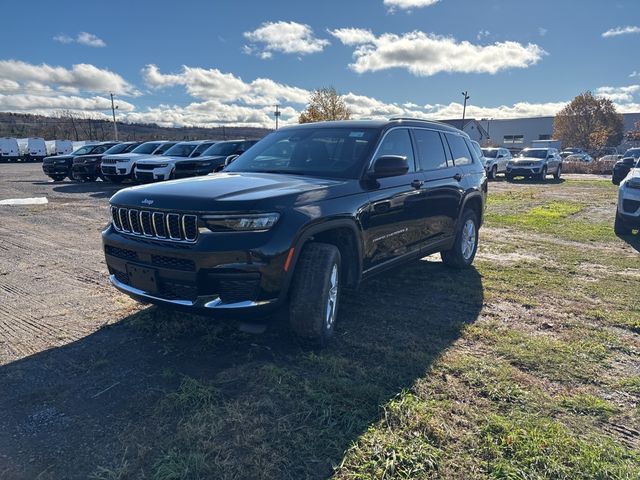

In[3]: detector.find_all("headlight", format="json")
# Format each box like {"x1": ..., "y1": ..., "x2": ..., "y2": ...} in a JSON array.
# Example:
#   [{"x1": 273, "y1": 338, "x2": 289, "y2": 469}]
[{"x1": 201, "y1": 213, "x2": 280, "y2": 232}]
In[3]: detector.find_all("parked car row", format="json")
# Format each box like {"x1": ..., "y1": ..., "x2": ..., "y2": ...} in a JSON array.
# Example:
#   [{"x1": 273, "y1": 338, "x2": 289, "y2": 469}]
[
  {"x1": 480, "y1": 146, "x2": 562, "y2": 181},
  {"x1": 41, "y1": 139, "x2": 259, "y2": 183}
]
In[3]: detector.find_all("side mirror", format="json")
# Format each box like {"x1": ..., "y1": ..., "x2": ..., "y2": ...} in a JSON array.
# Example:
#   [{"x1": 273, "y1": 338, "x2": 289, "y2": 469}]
[
  {"x1": 370, "y1": 155, "x2": 409, "y2": 179},
  {"x1": 224, "y1": 154, "x2": 239, "y2": 167}
]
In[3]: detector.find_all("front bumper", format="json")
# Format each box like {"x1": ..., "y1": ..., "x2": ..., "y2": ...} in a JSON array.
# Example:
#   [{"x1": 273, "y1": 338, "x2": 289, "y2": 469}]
[
  {"x1": 42, "y1": 162, "x2": 70, "y2": 176},
  {"x1": 506, "y1": 163, "x2": 544, "y2": 176},
  {"x1": 72, "y1": 162, "x2": 100, "y2": 177},
  {"x1": 135, "y1": 166, "x2": 171, "y2": 182},
  {"x1": 102, "y1": 226, "x2": 291, "y2": 316},
  {"x1": 102, "y1": 163, "x2": 132, "y2": 177}
]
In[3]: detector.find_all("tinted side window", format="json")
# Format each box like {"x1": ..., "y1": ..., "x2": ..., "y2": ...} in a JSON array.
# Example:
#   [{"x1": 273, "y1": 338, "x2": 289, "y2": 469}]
[
  {"x1": 413, "y1": 129, "x2": 448, "y2": 171},
  {"x1": 377, "y1": 128, "x2": 415, "y2": 172},
  {"x1": 464, "y1": 139, "x2": 481, "y2": 164},
  {"x1": 445, "y1": 134, "x2": 472, "y2": 166}
]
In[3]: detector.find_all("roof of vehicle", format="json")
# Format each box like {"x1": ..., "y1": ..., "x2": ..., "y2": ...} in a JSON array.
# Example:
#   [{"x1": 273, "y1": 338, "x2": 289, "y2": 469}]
[
  {"x1": 175, "y1": 140, "x2": 214, "y2": 145},
  {"x1": 278, "y1": 118, "x2": 465, "y2": 134}
]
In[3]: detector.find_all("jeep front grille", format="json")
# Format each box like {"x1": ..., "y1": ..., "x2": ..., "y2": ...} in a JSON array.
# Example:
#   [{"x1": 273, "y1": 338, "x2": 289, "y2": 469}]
[{"x1": 111, "y1": 206, "x2": 198, "y2": 242}]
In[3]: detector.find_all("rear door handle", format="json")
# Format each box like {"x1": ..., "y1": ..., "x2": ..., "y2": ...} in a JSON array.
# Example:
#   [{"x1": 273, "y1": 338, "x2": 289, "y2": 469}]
[
  {"x1": 411, "y1": 179, "x2": 423, "y2": 189},
  {"x1": 453, "y1": 173, "x2": 463, "y2": 182}
]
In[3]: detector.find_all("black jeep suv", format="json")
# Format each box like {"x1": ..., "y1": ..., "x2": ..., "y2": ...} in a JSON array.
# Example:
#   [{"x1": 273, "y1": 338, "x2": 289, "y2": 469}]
[
  {"x1": 43, "y1": 142, "x2": 118, "y2": 182},
  {"x1": 103, "y1": 119, "x2": 487, "y2": 344}
]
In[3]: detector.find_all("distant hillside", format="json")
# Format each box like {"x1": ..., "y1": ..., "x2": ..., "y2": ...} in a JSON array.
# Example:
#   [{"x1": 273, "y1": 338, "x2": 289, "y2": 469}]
[{"x1": 0, "y1": 112, "x2": 272, "y2": 142}]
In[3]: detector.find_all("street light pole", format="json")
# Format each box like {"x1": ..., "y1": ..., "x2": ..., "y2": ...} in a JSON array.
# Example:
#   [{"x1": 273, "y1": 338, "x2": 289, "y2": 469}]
[
  {"x1": 461, "y1": 91, "x2": 470, "y2": 130},
  {"x1": 274, "y1": 104, "x2": 281, "y2": 130},
  {"x1": 110, "y1": 93, "x2": 118, "y2": 141}
]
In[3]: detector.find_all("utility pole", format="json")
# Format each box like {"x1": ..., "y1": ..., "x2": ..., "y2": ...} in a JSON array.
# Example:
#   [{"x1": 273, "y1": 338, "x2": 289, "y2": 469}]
[
  {"x1": 461, "y1": 91, "x2": 470, "y2": 130},
  {"x1": 274, "y1": 104, "x2": 281, "y2": 130},
  {"x1": 110, "y1": 92, "x2": 118, "y2": 141}
]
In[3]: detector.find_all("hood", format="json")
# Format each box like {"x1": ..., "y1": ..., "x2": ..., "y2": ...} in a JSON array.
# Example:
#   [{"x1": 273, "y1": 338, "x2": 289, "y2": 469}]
[
  {"x1": 175, "y1": 155, "x2": 226, "y2": 165},
  {"x1": 43, "y1": 154, "x2": 74, "y2": 163},
  {"x1": 512, "y1": 156, "x2": 544, "y2": 162},
  {"x1": 73, "y1": 154, "x2": 103, "y2": 163},
  {"x1": 109, "y1": 172, "x2": 356, "y2": 212},
  {"x1": 103, "y1": 152, "x2": 147, "y2": 161},
  {"x1": 136, "y1": 155, "x2": 184, "y2": 165}
]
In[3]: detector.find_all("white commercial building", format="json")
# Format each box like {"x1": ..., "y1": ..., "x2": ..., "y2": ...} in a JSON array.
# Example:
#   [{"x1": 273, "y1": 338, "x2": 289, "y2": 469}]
[{"x1": 441, "y1": 113, "x2": 640, "y2": 152}]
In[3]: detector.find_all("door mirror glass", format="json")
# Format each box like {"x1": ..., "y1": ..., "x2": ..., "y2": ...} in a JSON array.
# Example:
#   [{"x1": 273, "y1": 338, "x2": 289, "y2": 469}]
[{"x1": 370, "y1": 155, "x2": 409, "y2": 179}]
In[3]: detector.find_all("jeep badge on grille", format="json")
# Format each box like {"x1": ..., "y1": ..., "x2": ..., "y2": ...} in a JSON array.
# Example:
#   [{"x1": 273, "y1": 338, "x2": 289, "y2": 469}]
[{"x1": 141, "y1": 199, "x2": 154, "y2": 205}]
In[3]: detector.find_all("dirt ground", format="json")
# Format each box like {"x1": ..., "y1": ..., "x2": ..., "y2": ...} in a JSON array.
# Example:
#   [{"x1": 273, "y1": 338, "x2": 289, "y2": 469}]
[{"x1": 0, "y1": 164, "x2": 638, "y2": 479}]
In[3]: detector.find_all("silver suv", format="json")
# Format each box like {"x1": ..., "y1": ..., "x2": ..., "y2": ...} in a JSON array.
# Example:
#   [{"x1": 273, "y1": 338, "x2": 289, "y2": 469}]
[
  {"x1": 482, "y1": 147, "x2": 512, "y2": 179},
  {"x1": 616, "y1": 166, "x2": 640, "y2": 235},
  {"x1": 506, "y1": 147, "x2": 562, "y2": 181}
]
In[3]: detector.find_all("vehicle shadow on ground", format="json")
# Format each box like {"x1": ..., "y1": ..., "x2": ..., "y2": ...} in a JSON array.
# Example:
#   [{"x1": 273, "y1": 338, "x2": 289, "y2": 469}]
[
  {"x1": 617, "y1": 232, "x2": 640, "y2": 253},
  {"x1": 49, "y1": 181, "x2": 126, "y2": 199},
  {"x1": 0, "y1": 259, "x2": 483, "y2": 479},
  {"x1": 501, "y1": 177, "x2": 566, "y2": 185}
]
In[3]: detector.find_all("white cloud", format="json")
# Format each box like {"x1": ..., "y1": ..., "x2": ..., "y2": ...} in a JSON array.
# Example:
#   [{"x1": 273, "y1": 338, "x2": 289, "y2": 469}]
[
  {"x1": 0, "y1": 60, "x2": 138, "y2": 96},
  {"x1": 53, "y1": 34, "x2": 73, "y2": 44},
  {"x1": 383, "y1": 0, "x2": 440, "y2": 11},
  {"x1": 331, "y1": 30, "x2": 546, "y2": 76},
  {"x1": 53, "y1": 32, "x2": 106, "y2": 47},
  {"x1": 595, "y1": 85, "x2": 640, "y2": 103},
  {"x1": 477, "y1": 30, "x2": 490, "y2": 40},
  {"x1": 0, "y1": 93, "x2": 134, "y2": 112},
  {"x1": 76, "y1": 32, "x2": 106, "y2": 48},
  {"x1": 602, "y1": 26, "x2": 640, "y2": 37},
  {"x1": 243, "y1": 21, "x2": 329, "y2": 57},
  {"x1": 142, "y1": 64, "x2": 309, "y2": 105},
  {"x1": 328, "y1": 28, "x2": 376, "y2": 46},
  {"x1": 630, "y1": 71, "x2": 639, "y2": 78},
  {"x1": 538, "y1": 27, "x2": 548, "y2": 37}
]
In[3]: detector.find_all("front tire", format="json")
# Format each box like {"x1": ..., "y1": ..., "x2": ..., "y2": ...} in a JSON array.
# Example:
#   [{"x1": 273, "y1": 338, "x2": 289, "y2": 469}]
[
  {"x1": 50, "y1": 175, "x2": 65, "y2": 182},
  {"x1": 441, "y1": 210, "x2": 479, "y2": 269},
  {"x1": 614, "y1": 212, "x2": 632, "y2": 235},
  {"x1": 538, "y1": 166, "x2": 548, "y2": 181},
  {"x1": 489, "y1": 165, "x2": 497, "y2": 180},
  {"x1": 288, "y1": 243, "x2": 341, "y2": 345},
  {"x1": 554, "y1": 164, "x2": 562, "y2": 180}
]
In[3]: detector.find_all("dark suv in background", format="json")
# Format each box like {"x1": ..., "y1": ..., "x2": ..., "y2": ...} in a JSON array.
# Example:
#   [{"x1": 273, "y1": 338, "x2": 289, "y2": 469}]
[
  {"x1": 42, "y1": 142, "x2": 118, "y2": 182},
  {"x1": 612, "y1": 148, "x2": 640, "y2": 185},
  {"x1": 174, "y1": 139, "x2": 259, "y2": 178},
  {"x1": 103, "y1": 119, "x2": 487, "y2": 344},
  {"x1": 72, "y1": 142, "x2": 141, "y2": 182}
]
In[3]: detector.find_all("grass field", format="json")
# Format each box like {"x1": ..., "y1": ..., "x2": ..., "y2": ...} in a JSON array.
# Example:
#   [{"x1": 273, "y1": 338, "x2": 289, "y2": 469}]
[{"x1": 88, "y1": 178, "x2": 639, "y2": 480}]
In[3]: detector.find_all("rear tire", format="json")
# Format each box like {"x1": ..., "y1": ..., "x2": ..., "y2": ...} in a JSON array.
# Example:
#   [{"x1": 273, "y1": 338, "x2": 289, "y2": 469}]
[
  {"x1": 288, "y1": 243, "x2": 341, "y2": 345},
  {"x1": 441, "y1": 209, "x2": 479, "y2": 269},
  {"x1": 614, "y1": 212, "x2": 632, "y2": 235}
]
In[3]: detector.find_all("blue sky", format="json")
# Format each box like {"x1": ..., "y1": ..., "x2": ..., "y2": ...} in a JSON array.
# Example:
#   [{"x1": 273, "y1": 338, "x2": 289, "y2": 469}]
[{"x1": 0, "y1": 0, "x2": 638, "y2": 127}]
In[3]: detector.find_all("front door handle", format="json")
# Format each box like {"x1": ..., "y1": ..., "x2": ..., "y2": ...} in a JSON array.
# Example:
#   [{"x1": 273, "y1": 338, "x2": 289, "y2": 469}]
[
  {"x1": 411, "y1": 179, "x2": 423, "y2": 189},
  {"x1": 453, "y1": 173, "x2": 463, "y2": 182}
]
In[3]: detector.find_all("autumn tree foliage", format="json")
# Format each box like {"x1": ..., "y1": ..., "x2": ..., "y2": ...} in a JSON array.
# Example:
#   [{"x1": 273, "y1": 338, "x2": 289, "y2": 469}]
[
  {"x1": 299, "y1": 87, "x2": 351, "y2": 123},
  {"x1": 553, "y1": 91, "x2": 624, "y2": 152}
]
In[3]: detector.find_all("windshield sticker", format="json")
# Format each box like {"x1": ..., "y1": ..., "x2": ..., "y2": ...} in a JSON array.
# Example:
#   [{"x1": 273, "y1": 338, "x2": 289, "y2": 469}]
[{"x1": 349, "y1": 132, "x2": 365, "y2": 138}]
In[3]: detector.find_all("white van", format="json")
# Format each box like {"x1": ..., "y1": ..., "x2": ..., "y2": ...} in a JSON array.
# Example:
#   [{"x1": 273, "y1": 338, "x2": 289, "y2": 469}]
[
  {"x1": 53, "y1": 139, "x2": 73, "y2": 156},
  {"x1": 25, "y1": 138, "x2": 47, "y2": 162},
  {"x1": 0, "y1": 138, "x2": 21, "y2": 162}
]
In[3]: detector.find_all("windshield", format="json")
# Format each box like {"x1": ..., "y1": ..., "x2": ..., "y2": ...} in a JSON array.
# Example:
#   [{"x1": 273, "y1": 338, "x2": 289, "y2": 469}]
[
  {"x1": 163, "y1": 143, "x2": 197, "y2": 157},
  {"x1": 154, "y1": 142, "x2": 176, "y2": 154},
  {"x1": 131, "y1": 142, "x2": 162, "y2": 154},
  {"x1": 624, "y1": 149, "x2": 640, "y2": 159},
  {"x1": 203, "y1": 142, "x2": 242, "y2": 156},
  {"x1": 225, "y1": 127, "x2": 379, "y2": 179},
  {"x1": 71, "y1": 145, "x2": 95, "y2": 155},
  {"x1": 482, "y1": 149, "x2": 498, "y2": 158},
  {"x1": 517, "y1": 149, "x2": 547, "y2": 159},
  {"x1": 103, "y1": 143, "x2": 130, "y2": 155}
]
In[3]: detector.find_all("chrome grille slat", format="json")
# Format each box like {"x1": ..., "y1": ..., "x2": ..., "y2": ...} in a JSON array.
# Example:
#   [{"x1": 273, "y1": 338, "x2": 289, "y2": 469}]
[{"x1": 111, "y1": 207, "x2": 198, "y2": 243}]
